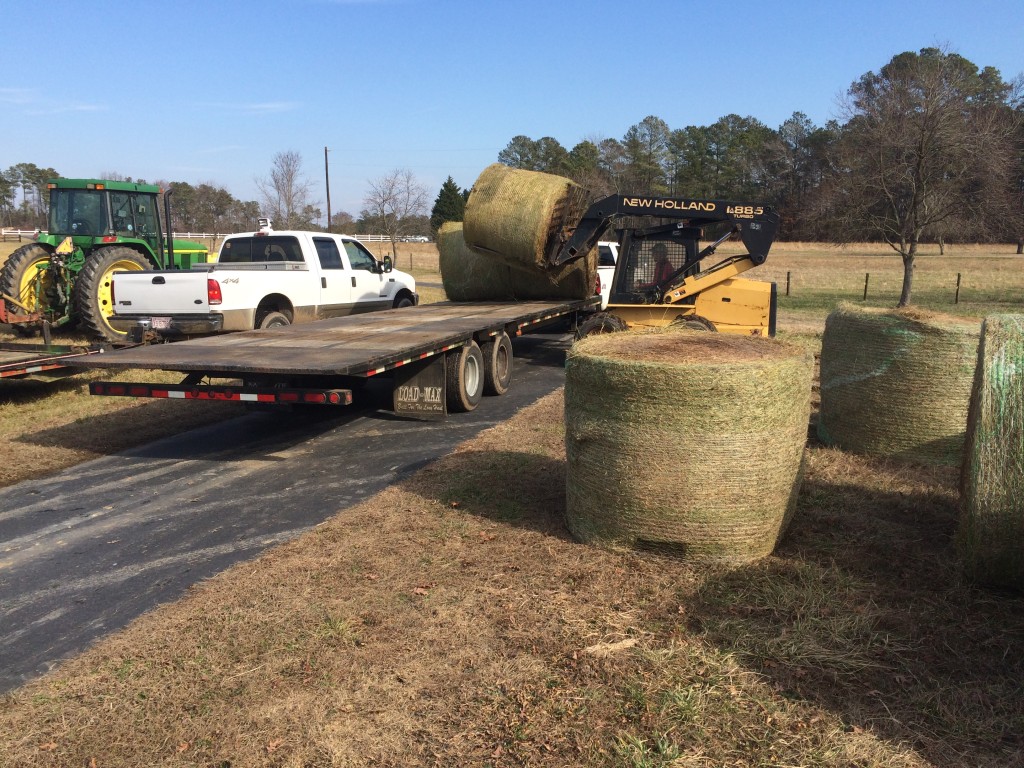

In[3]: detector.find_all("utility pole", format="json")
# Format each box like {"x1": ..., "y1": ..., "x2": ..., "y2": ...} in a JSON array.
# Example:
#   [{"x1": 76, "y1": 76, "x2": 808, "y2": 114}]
[{"x1": 324, "y1": 146, "x2": 332, "y2": 232}]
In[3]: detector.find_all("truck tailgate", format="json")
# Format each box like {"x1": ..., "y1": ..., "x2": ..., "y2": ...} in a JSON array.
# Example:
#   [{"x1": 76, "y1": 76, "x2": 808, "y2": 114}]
[{"x1": 114, "y1": 271, "x2": 209, "y2": 314}]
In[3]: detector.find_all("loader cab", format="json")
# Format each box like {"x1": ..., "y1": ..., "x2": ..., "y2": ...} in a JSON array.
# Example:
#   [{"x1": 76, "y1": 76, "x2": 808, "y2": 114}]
[{"x1": 610, "y1": 224, "x2": 704, "y2": 305}]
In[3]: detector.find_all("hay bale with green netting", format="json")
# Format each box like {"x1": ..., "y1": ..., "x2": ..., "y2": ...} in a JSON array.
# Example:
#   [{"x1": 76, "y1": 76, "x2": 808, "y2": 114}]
[
  {"x1": 564, "y1": 330, "x2": 813, "y2": 565},
  {"x1": 465, "y1": 163, "x2": 588, "y2": 268},
  {"x1": 438, "y1": 221, "x2": 597, "y2": 302},
  {"x1": 437, "y1": 222, "x2": 515, "y2": 302},
  {"x1": 817, "y1": 303, "x2": 980, "y2": 465},
  {"x1": 958, "y1": 314, "x2": 1024, "y2": 590},
  {"x1": 460, "y1": 164, "x2": 597, "y2": 301}
]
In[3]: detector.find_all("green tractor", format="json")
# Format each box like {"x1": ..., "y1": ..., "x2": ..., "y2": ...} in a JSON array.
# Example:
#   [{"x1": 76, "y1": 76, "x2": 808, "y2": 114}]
[{"x1": 0, "y1": 178, "x2": 211, "y2": 343}]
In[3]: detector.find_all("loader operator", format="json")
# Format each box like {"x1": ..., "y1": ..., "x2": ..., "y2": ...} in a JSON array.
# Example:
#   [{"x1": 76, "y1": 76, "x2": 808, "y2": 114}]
[{"x1": 639, "y1": 243, "x2": 674, "y2": 288}]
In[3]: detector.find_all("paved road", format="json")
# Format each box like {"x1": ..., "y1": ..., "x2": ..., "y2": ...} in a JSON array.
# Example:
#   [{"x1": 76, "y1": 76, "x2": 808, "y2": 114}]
[{"x1": 0, "y1": 332, "x2": 571, "y2": 693}]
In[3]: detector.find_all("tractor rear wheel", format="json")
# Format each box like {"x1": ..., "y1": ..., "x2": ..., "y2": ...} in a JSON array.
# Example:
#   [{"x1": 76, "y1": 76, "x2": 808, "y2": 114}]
[
  {"x1": 74, "y1": 246, "x2": 151, "y2": 343},
  {"x1": 0, "y1": 243, "x2": 56, "y2": 335}
]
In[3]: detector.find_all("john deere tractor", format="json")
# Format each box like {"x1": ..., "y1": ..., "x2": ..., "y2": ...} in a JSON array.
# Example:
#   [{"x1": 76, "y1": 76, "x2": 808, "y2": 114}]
[{"x1": 0, "y1": 178, "x2": 210, "y2": 343}]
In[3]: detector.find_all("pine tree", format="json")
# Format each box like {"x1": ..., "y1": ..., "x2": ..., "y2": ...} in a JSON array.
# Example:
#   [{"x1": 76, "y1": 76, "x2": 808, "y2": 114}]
[{"x1": 429, "y1": 176, "x2": 466, "y2": 234}]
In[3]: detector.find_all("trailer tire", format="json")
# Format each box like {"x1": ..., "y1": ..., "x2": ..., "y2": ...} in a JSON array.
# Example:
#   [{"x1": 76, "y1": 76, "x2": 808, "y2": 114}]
[
  {"x1": 576, "y1": 312, "x2": 628, "y2": 340},
  {"x1": 446, "y1": 341, "x2": 484, "y2": 412},
  {"x1": 481, "y1": 332, "x2": 513, "y2": 396},
  {"x1": 258, "y1": 311, "x2": 291, "y2": 330},
  {"x1": 75, "y1": 246, "x2": 151, "y2": 343},
  {"x1": 0, "y1": 243, "x2": 55, "y2": 335}
]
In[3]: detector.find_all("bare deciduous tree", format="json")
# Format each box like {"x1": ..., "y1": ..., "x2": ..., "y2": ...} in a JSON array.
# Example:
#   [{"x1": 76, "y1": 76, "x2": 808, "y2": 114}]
[
  {"x1": 824, "y1": 47, "x2": 1021, "y2": 306},
  {"x1": 255, "y1": 151, "x2": 319, "y2": 229},
  {"x1": 361, "y1": 169, "x2": 429, "y2": 255}
]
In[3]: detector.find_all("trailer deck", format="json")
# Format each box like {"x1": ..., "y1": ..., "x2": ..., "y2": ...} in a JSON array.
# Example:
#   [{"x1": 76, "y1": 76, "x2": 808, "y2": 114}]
[
  {"x1": 0, "y1": 341, "x2": 108, "y2": 380},
  {"x1": 75, "y1": 300, "x2": 595, "y2": 378}
]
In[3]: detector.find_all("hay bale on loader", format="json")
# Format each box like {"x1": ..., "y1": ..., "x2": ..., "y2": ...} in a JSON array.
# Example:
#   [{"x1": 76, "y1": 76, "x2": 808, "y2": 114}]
[
  {"x1": 564, "y1": 330, "x2": 813, "y2": 565},
  {"x1": 453, "y1": 163, "x2": 596, "y2": 301},
  {"x1": 958, "y1": 314, "x2": 1024, "y2": 590},
  {"x1": 817, "y1": 303, "x2": 979, "y2": 465}
]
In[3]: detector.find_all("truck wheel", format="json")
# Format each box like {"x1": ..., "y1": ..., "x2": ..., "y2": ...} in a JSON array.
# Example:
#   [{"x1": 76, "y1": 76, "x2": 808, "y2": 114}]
[
  {"x1": 446, "y1": 341, "x2": 484, "y2": 412},
  {"x1": 576, "y1": 312, "x2": 628, "y2": 340},
  {"x1": 75, "y1": 246, "x2": 151, "y2": 343},
  {"x1": 393, "y1": 294, "x2": 414, "y2": 309},
  {"x1": 481, "y1": 332, "x2": 513, "y2": 396},
  {"x1": 0, "y1": 243, "x2": 56, "y2": 335},
  {"x1": 258, "y1": 311, "x2": 291, "y2": 330}
]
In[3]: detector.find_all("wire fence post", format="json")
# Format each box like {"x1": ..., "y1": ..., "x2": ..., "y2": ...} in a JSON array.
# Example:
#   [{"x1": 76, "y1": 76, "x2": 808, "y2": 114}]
[
  {"x1": 786, "y1": 271, "x2": 791, "y2": 296},
  {"x1": 955, "y1": 273, "x2": 961, "y2": 304},
  {"x1": 863, "y1": 273, "x2": 870, "y2": 301}
]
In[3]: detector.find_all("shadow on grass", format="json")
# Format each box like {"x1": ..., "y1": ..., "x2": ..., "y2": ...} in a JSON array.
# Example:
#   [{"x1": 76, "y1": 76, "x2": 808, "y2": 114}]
[
  {"x1": 691, "y1": 472, "x2": 1024, "y2": 766},
  {"x1": 408, "y1": 448, "x2": 576, "y2": 542}
]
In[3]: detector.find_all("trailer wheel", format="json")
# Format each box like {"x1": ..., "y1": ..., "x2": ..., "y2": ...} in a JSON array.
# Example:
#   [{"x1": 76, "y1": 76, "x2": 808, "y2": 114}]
[
  {"x1": 446, "y1": 341, "x2": 484, "y2": 412},
  {"x1": 75, "y1": 246, "x2": 151, "y2": 343},
  {"x1": 576, "y1": 312, "x2": 628, "y2": 340},
  {"x1": 258, "y1": 311, "x2": 291, "y2": 330},
  {"x1": 481, "y1": 332, "x2": 513, "y2": 396},
  {"x1": 0, "y1": 243, "x2": 56, "y2": 335}
]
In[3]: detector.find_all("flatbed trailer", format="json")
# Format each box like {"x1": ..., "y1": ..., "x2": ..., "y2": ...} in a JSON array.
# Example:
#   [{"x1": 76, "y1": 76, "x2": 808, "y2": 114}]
[
  {"x1": 79, "y1": 299, "x2": 598, "y2": 418},
  {"x1": 0, "y1": 341, "x2": 109, "y2": 381}
]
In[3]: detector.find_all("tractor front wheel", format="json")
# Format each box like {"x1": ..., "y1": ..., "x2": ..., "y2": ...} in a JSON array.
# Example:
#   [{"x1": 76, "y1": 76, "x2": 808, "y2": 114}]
[
  {"x1": 0, "y1": 243, "x2": 56, "y2": 335},
  {"x1": 74, "y1": 246, "x2": 151, "y2": 343}
]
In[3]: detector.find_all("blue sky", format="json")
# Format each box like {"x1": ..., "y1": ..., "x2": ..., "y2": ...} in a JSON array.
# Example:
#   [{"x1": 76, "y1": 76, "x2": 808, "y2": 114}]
[{"x1": 3, "y1": 0, "x2": 1022, "y2": 219}]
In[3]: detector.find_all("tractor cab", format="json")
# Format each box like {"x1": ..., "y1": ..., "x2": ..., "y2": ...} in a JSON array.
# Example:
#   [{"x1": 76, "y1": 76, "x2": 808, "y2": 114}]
[{"x1": 47, "y1": 180, "x2": 165, "y2": 262}]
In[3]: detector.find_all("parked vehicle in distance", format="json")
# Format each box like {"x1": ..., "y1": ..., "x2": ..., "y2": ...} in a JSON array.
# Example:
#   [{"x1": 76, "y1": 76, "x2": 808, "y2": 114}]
[{"x1": 109, "y1": 223, "x2": 417, "y2": 340}]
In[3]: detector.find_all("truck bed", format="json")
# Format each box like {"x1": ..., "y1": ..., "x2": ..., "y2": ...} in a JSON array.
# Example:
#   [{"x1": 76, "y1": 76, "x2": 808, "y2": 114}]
[{"x1": 75, "y1": 300, "x2": 595, "y2": 378}]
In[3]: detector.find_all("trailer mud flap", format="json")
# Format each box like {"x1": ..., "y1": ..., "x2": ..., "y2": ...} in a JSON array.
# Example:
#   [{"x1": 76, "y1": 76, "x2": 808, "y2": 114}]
[{"x1": 392, "y1": 355, "x2": 447, "y2": 420}]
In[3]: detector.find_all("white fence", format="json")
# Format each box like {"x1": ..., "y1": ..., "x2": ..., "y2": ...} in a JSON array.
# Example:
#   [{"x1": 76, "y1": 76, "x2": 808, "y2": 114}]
[{"x1": 1, "y1": 229, "x2": 39, "y2": 242}]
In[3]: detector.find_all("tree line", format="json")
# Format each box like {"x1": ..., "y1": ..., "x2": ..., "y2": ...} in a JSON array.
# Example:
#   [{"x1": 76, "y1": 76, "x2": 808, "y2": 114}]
[{"x1": 4, "y1": 48, "x2": 1020, "y2": 304}]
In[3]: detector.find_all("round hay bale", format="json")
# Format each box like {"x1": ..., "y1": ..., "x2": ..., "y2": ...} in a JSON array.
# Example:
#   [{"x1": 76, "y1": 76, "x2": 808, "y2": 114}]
[
  {"x1": 817, "y1": 303, "x2": 979, "y2": 465},
  {"x1": 438, "y1": 221, "x2": 598, "y2": 302},
  {"x1": 463, "y1": 163, "x2": 591, "y2": 270},
  {"x1": 437, "y1": 222, "x2": 515, "y2": 301},
  {"x1": 958, "y1": 314, "x2": 1024, "y2": 590},
  {"x1": 564, "y1": 330, "x2": 813, "y2": 565}
]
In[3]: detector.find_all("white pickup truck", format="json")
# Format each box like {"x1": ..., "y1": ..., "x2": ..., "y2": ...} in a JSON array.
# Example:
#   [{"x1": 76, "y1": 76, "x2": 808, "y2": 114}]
[{"x1": 110, "y1": 227, "x2": 417, "y2": 339}]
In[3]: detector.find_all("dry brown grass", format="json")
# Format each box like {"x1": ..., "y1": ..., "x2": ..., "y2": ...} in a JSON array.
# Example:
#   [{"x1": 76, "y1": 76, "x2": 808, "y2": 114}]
[
  {"x1": 2, "y1": 240, "x2": 1024, "y2": 765},
  {"x1": 1, "y1": 388, "x2": 1022, "y2": 766}
]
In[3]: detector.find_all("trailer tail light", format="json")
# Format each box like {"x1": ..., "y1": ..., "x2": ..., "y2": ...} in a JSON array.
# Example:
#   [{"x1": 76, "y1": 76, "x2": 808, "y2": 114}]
[
  {"x1": 208, "y1": 279, "x2": 223, "y2": 305},
  {"x1": 89, "y1": 381, "x2": 353, "y2": 406}
]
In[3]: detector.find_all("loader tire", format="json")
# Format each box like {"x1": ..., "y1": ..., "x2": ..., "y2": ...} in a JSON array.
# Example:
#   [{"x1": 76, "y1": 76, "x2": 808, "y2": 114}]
[
  {"x1": 0, "y1": 243, "x2": 56, "y2": 335},
  {"x1": 575, "y1": 312, "x2": 628, "y2": 340},
  {"x1": 446, "y1": 341, "x2": 484, "y2": 412},
  {"x1": 74, "y1": 246, "x2": 151, "y2": 343},
  {"x1": 671, "y1": 314, "x2": 717, "y2": 332}
]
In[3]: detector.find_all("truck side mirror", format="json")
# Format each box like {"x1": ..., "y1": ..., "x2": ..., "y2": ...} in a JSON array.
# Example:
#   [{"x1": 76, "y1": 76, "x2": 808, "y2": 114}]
[{"x1": 381, "y1": 255, "x2": 393, "y2": 274}]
